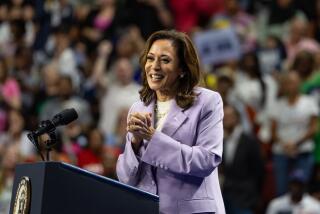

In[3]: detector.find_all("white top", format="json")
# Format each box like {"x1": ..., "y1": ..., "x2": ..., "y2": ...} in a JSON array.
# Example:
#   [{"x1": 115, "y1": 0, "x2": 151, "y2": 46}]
[
  {"x1": 99, "y1": 82, "x2": 140, "y2": 135},
  {"x1": 155, "y1": 99, "x2": 173, "y2": 131},
  {"x1": 57, "y1": 48, "x2": 80, "y2": 89},
  {"x1": 0, "y1": 131, "x2": 35, "y2": 158},
  {"x1": 233, "y1": 71, "x2": 263, "y2": 111},
  {"x1": 266, "y1": 194, "x2": 320, "y2": 214},
  {"x1": 270, "y1": 95, "x2": 319, "y2": 154},
  {"x1": 224, "y1": 125, "x2": 242, "y2": 165}
]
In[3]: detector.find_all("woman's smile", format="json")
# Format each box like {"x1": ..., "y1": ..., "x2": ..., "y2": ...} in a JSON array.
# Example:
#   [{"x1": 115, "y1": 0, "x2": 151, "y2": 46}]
[{"x1": 149, "y1": 73, "x2": 165, "y2": 81}]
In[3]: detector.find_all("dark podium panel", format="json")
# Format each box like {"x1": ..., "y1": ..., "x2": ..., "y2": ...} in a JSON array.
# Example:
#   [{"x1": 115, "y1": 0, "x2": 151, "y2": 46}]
[{"x1": 9, "y1": 162, "x2": 159, "y2": 214}]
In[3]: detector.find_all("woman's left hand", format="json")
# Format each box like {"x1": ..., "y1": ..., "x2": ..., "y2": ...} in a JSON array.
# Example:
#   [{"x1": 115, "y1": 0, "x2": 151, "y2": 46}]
[{"x1": 127, "y1": 112, "x2": 155, "y2": 141}]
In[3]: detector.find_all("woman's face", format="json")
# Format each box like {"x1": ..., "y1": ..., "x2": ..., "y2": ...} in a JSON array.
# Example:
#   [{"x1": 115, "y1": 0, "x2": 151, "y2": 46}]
[
  {"x1": 145, "y1": 39, "x2": 182, "y2": 94},
  {"x1": 88, "y1": 129, "x2": 103, "y2": 151},
  {"x1": 283, "y1": 72, "x2": 301, "y2": 96},
  {"x1": 115, "y1": 58, "x2": 133, "y2": 85},
  {"x1": 9, "y1": 110, "x2": 24, "y2": 135},
  {"x1": 223, "y1": 106, "x2": 238, "y2": 131}
]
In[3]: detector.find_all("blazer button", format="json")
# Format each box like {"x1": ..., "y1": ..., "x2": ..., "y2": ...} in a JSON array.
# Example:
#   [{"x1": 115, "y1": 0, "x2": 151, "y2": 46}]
[{"x1": 151, "y1": 181, "x2": 155, "y2": 185}]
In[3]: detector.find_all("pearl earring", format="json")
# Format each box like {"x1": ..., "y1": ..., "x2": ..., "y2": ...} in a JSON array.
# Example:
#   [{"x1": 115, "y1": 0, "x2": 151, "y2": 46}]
[{"x1": 180, "y1": 73, "x2": 185, "y2": 78}]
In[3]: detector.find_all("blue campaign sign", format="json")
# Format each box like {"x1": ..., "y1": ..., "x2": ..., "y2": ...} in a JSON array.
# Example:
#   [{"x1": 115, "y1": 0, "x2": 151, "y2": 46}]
[{"x1": 193, "y1": 28, "x2": 241, "y2": 65}]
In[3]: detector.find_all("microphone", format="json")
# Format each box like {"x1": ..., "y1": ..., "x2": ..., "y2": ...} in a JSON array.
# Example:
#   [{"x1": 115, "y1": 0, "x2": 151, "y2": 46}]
[
  {"x1": 32, "y1": 108, "x2": 78, "y2": 137},
  {"x1": 27, "y1": 108, "x2": 78, "y2": 161}
]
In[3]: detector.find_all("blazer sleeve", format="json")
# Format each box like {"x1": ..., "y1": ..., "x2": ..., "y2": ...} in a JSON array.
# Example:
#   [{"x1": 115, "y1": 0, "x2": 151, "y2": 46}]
[
  {"x1": 141, "y1": 93, "x2": 224, "y2": 178},
  {"x1": 116, "y1": 103, "x2": 146, "y2": 185}
]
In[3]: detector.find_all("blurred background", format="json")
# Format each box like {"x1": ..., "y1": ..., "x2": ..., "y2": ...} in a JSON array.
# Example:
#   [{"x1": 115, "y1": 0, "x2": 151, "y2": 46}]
[{"x1": 0, "y1": 0, "x2": 320, "y2": 213}]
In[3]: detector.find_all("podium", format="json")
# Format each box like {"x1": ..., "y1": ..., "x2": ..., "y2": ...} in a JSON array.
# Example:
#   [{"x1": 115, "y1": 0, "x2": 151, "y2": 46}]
[{"x1": 9, "y1": 162, "x2": 159, "y2": 214}]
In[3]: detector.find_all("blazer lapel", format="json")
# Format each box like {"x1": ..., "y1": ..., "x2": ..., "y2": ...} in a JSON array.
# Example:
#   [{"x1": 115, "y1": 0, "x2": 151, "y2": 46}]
[{"x1": 161, "y1": 100, "x2": 188, "y2": 137}]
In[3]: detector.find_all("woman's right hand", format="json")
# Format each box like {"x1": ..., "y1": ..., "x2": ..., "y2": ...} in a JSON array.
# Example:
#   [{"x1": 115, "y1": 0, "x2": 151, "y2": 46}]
[{"x1": 127, "y1": 112, "x2": 151, "y2": 152}]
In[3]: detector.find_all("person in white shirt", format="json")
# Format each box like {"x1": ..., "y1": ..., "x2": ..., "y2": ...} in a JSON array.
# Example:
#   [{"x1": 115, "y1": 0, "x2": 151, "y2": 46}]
[
  {"x1": 266, "y1": 169, "x2": 320, "y2": 214},
  {"x1": 99, "y1": 57, "x2": 140, "y2": 137},
  {"x1": 270, "y1": 71, "x2": 319, "y2": 196}
]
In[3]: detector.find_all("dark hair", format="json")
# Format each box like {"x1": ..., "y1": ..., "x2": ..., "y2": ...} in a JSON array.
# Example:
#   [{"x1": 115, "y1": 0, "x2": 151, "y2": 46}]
[
  {"x1": 139, "y1": 30, "x2": 202, "y2": 109},
  {"x1": 0, "y1": 57, "x2": 8, "y2": 83},
  {"x1": 223, "y1": 104, "x2": 240, "y2": 121},
  {"x1": 240, "y1": 52, "x2": 267, "y2": 108},
  {"x1": 268, "y1": 0, "x2": 296, "y2": 25},
  {"x1": 291, "y1": 50, "x2": 315, "y2": 79}
]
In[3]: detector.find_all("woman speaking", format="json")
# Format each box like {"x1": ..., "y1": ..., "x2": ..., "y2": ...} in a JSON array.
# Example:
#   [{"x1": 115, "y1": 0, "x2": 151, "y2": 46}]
[{"x1": 116, "y1": 30, "x2": 225, "y2": 214}]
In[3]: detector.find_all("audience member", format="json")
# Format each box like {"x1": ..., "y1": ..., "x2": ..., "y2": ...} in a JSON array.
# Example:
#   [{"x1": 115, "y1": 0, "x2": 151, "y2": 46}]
[
  {"x1": 222, "y1": 105, "x2": 265, "y2": 214},
  {"x1": 266, "y1": 169, "x2": 320, "y2": 214},
  {"x1": 0, "y1": 108, "x2": 35, "y2": 162},
  {"x1": 0, "y1": 146, "x2": 20, "y2": 214},
  {"x1": 256, "y1": 0, "x2": 307, "y2": 44},
  {"x1": 270, "y1": 71, "x2": 318, "y2": 196},
  {"x1": 169, "y1": 0, "x2": 223, "y2": 33},
  {"x1": 210, "y1": 0, "x2": 257, "y2": 53},
  {"x1": 99, "y1": 57, "x2": 140, "y2": 136},
  {"x1": 77, "y1": 127, "x2": 105, "y2": 175}
]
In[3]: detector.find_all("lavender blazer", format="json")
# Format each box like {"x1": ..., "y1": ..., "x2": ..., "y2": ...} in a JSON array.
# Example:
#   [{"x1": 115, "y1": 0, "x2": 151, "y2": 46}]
[{"x1": 116, "y1": 87, "x2": 225, "y2": 214}]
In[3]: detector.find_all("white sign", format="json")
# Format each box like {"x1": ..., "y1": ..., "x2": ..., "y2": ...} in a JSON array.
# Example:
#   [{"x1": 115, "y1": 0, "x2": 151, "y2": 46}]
[{"x1": 193, "y1": 28, "x2": 241, "y2": 65}]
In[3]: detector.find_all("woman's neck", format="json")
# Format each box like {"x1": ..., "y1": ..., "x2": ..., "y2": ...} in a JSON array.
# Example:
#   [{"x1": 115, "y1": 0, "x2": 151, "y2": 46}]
[
  {"x1": 287, "y1": 93, "x2": 300, "y2": 105},
  {"x1": 156, "y1": 90, "x2": 175, "y2": 102}
]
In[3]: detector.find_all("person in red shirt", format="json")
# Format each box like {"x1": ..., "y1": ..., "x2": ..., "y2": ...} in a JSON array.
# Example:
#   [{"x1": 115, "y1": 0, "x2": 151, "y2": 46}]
[
  {"x1": 77, "y1": 128, "x2": 105, "y2": 175},
  {"x1": 169, "y1": 0, "x2": 224, "y2": 33}
]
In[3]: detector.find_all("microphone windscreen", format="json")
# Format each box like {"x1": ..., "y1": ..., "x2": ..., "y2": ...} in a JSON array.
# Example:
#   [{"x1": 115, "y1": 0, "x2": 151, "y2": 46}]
[{"x1": 53, "y1": 108, "x2": 78, "y2": 126}]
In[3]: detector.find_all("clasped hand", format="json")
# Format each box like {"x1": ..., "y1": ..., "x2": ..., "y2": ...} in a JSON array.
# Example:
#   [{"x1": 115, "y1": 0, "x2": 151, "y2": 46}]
[{"x1": 127, "y1": 112, "x2": 155, "y2": 144}]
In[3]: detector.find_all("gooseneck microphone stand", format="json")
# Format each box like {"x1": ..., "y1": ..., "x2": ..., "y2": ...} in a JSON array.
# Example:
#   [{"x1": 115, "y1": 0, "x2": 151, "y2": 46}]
[
  {"x1": 27, "y1": 120, "x2": 58, "y2": 161},
  {"x1": 27, "y1": 132, "x2": 44, "y2": 161},
  {"x1": 44, "y1": 129, "x2": 57, "y2": 161},
  {"x1": 27, "y1": 108, "x2": 78, "y2": 161}
]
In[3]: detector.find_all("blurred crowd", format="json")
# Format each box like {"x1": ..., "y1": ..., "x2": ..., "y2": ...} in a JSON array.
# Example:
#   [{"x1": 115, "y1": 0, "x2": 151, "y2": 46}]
[{"x1": 0, "y1": 0, "x2": 320, "y2": 213}]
